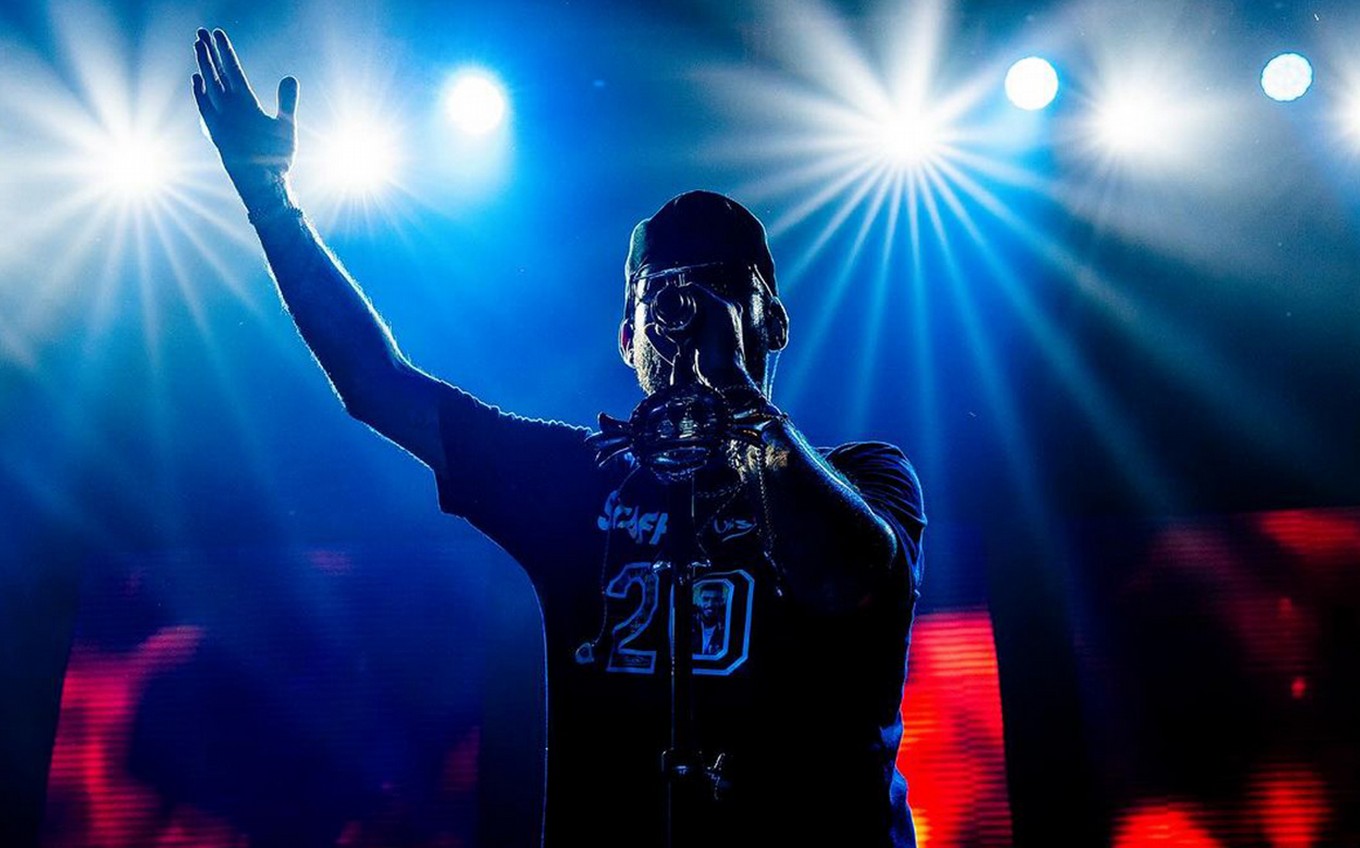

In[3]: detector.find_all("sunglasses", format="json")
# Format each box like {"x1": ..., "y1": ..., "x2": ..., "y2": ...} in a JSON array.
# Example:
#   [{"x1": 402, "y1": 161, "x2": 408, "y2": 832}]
[{"x1": 631, "y1": 262, "x2": 775, "y2": 308}]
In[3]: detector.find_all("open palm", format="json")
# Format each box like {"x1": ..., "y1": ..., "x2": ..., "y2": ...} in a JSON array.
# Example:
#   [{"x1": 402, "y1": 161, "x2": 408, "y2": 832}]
[{"x1": 192, "y1": 28, "x2": 298, "y2": 185}]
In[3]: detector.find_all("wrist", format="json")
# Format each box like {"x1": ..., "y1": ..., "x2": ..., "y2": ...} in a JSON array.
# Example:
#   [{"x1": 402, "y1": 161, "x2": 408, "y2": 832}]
[
  {"x1": 231, "y1": 168, "x2": 293, "y2": 215},
  {"x1": 234, "y1": 171, "x2": 304, "y2": 229},
  {"x1": 702, "y1": 361, "x2": 760, "y2": 395},
  {"x1": 715, "y1": 380, "x2": 766, "y2": 407},
  {"x1": 717, "y1": 383, "x2": 784, "y2": 435}
]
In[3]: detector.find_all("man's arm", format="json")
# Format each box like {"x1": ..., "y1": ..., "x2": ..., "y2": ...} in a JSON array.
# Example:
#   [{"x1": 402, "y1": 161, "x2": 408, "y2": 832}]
[
  {"x1": 690, "y1": 292, "x2": 923, "y2": 613},
  {"x1": 757, "y1": 422, "x2": 924, "y2": 611},
  {"x1": 192, "y1": 28, "x2": 446, "y2": 471}
]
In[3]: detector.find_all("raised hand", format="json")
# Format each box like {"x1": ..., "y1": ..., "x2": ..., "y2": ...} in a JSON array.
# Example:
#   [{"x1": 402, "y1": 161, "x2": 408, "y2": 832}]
[{"x1": 191, "y1": 28, "x2": 298, "y2": 200}]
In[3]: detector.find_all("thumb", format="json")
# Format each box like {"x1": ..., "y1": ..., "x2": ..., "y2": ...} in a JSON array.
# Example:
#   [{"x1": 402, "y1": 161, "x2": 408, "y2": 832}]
[{"x1": 277, "y1": 76, "x2": 299, "y2": 122}]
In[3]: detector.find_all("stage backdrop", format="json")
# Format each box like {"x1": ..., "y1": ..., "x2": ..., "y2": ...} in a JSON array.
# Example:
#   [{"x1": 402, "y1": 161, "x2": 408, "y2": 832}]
[
  {"x1": 1071, "y1": 507, "x2": 1359, "y2": 847},
  {"x1": 42, "y1": 506, "x2": 1358, "y2": 846},
  {"x1": 41, "y1": 529, "x2": 1012, "y2": 847}
]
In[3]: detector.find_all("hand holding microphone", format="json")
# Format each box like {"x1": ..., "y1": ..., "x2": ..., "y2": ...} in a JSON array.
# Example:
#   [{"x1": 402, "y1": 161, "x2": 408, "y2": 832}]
[
  {"x1": 637, "y1": 266, "x2": 753, "y2": 393},
  {"x1": 588, "y1": 265, "x2": 779, "y2": 483}
]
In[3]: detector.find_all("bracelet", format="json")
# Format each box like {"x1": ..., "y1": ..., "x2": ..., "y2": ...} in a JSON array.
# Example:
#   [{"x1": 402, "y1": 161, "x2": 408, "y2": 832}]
[
  {"x1": 716, "y1": 384, "x2": 785, "y2": 424},
  {"x1": 235, "y1": 171, "x2": 300, "y2": 228},
  {"x1": 247, "y1": 202, "x2": 305, "y2": 228}
]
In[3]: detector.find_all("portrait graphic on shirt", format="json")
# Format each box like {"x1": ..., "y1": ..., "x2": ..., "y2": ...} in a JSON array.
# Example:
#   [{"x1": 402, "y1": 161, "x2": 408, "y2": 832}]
[{"x1": 692, "y1": 581, "x2": 730, "y2": 657}]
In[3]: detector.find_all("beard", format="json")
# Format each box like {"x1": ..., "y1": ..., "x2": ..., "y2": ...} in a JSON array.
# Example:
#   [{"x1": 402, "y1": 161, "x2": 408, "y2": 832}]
[
  {"x1": 634, "y1": 338, "x2": 674, "y2": 396},
  {"x1": 632, "y1": 325, "x2": 766, "y2": 397}
]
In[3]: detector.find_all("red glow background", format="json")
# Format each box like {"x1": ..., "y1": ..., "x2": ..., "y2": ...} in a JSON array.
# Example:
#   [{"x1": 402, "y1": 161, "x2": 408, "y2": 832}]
[
  {"x1": 41, "y1": 505, "x2": 1359, "y2": 845},
  {"x1": 43, "y1": 591, "x2": 1011, "y2": 846},
  {"x1": 1094, "y1": 508, "x2": 1359, "y2": 847}
]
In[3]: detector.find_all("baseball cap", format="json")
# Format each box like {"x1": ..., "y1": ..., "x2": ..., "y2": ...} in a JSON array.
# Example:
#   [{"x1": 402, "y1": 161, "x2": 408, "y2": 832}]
[{"x1": 624, "y1": 191, "x2": 777, "y2": 299}]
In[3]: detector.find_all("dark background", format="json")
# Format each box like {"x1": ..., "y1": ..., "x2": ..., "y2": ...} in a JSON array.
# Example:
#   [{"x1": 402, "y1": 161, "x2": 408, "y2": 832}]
[{"x1": 2, "y1": 0, "x2": 1357, "y2": 844}]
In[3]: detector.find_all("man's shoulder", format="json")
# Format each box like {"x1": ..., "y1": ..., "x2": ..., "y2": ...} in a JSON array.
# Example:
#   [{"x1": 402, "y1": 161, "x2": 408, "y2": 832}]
[
  {"x1": 818, "y1": 440, "x2": 926, "y2": 528},
  {"x1": 818, "y1": 440, "x2": 918, "y2": 481}
]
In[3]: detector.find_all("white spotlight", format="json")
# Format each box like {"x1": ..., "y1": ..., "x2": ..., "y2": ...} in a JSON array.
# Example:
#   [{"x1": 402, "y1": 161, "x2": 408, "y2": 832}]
[
  {"x1": 317, "y1": 122, "x2": 400, "y2": 194},
  {"x1": 444, "y1": 70, "x2": 508, "y2": 136},
  {"x1": 878, "y1": 112, "x2": 941, "y2": 167},
  {"x1": 1005, "y1": 57, "x2": 1059, "y2": 111},
  {"x1": 1094, "y1": 90, "x2": 1168, "y2": 157},
  {"x1": 1261, "y1": 53, "x2": 1313, "y2": 102},
  {"x1": 98, "y1": 134, "x2": 170, "y2": 198}
]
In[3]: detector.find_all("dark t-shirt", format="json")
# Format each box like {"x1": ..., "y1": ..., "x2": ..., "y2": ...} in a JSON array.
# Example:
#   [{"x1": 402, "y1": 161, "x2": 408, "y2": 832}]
[{"x1": 434, "y1": 387, "x2": 925, "y2": 848}]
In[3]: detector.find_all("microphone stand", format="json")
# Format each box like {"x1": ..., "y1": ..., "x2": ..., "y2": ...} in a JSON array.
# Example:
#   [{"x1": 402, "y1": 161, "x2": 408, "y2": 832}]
[
  {"x1": 587, "y1": 326, "x2": 753, "y2": 848},
  {"x1": 654, "y1": 337, "x2": 733, "y2": 848},
  {"x1": 660, "y1": 471, "x2": 704, "y2": 848}
]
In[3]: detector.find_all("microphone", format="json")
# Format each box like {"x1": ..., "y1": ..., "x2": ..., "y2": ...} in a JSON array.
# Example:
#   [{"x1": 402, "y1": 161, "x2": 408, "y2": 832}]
[{"x1": 649, "y1": 283, "x2": 698, "y2": 336}]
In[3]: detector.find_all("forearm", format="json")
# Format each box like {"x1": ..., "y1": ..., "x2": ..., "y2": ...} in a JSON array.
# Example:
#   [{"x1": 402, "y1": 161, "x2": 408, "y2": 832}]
[
  {"x1": 756, "y1": 418, "x2": 899, "y2": 611},
  {"x1": 239, "y1": 171, "x2": 408, "y2": 415},
  {"x1": 701, "y1": 362, "x2": 901, "y2": 609},
  {"x1": 192, "y1": 27, "x2": 445, "y2": 462}
]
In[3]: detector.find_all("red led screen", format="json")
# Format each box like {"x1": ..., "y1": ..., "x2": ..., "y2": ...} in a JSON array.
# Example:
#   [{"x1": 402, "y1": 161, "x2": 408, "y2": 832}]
[
  {"x1": 43, "y1": 506, "x2": 1357, "y2": 845},
  {"x1": 42, "y1": 553, "x2": 1011, "y2": 847},
  {"x1": 899, "y1": 610, "x2": 1013, "y2": 846},
  {"x1": 1082, "y1": 508, "x2": 1360, "y2": 846}
]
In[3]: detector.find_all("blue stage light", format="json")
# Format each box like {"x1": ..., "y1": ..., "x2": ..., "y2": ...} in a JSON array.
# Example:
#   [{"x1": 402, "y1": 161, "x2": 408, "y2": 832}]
[
  {"x1": 443, "y1": 70, "x2": 508, "y2": 136},
  {"x1": 1005, "y1": 57, "x2": 1059, "y2": 111},
  {"x1": 1261, "y1": 53, "x2": 1312, "y2": 102}
]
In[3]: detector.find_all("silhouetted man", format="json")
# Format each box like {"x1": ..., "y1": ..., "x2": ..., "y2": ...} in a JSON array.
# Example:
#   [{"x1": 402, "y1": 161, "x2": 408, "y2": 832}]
[{"x1": 192, "y1": 26, "x2": 925, "y2": 848}]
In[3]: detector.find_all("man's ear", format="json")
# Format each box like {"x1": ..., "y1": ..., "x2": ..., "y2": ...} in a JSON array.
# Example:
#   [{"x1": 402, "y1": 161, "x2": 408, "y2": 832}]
[
  {"x1": 619, "y1": 318, "x2": 635, "y2": 367},
  {"x1": 766, "y1": 298, "x2": 789, "y2": 352}
]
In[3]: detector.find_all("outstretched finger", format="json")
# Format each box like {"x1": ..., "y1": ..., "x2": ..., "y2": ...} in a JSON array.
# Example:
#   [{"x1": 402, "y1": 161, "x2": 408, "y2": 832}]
[
  {"x1": 277, "y1": 76, "x2": 299, "y2": 123},
  {"x1": 193, "y1": 32, "x2": 223, "y2": 109},
  {"x1": 191, "y1": 73, "x2": 216, "y2": 122},
  {"x1": 212, "y1": 29, "x2": 255, "y2": 100}
]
